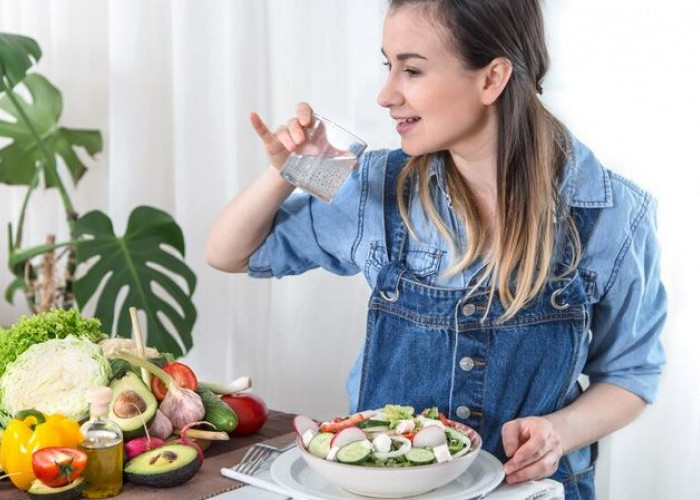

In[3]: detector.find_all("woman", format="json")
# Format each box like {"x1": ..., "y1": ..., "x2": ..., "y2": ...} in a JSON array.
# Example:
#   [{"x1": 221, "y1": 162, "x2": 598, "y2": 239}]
[{"x1": 205, "y1": 1, "x2": 666, "y2": 497}]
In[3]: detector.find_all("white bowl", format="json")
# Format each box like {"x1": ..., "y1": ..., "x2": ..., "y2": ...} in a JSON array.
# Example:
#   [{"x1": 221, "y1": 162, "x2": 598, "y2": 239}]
[{"x1": 297, "y1": 421, "x2": 483, "y2": 498}]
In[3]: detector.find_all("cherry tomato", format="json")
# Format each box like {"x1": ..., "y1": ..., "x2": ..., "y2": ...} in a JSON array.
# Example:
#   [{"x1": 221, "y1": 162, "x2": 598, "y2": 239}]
[
  {"x1": 32, "y1": 447, "x2": 87, "y2": 488},
  {"x1": 151, "y1": 361, "x2": 198, "y2": 401},
  {"x1": 220, "y1": 393, "x2": 268, "y2": 436}
]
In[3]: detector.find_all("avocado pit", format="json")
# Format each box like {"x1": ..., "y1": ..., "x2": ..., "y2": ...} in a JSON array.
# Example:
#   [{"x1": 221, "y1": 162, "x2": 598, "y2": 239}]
[{"x1": 113, "y1": 390, "x2": 148, "y2": 418}]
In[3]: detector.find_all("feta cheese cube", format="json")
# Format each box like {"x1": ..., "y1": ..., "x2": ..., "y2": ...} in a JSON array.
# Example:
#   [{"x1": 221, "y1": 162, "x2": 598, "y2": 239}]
[
  {"x1": 433, "y1": 443, "x2": 452, "y2": 463},
  {"x1": 372, "y1": 433, "x2": 392, "y2": 453}
]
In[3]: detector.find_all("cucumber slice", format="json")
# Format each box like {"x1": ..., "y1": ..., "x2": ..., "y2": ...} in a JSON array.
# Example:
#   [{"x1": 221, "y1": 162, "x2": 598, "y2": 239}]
[
  {"x1": 406, "y1": 448, "x2": 436, "y2": 465},
  {"x1": 336, "y1": 440, "x2": 372, "y2": 464},
  {"x1": 357, "y1": 419, "x2": 391, "y2": 429},
  {"x1": 362, "y1": 425, "x2": 390, "y2": 434},
  {"x1": 308, "y1": 432, "x2": 334, "y2": 458}
]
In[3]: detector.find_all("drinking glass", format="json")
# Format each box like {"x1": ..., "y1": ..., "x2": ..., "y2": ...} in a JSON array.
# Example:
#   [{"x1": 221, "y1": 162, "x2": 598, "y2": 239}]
[{"x1": 279, "y1": 114, "x2": 367, "y2": 203}]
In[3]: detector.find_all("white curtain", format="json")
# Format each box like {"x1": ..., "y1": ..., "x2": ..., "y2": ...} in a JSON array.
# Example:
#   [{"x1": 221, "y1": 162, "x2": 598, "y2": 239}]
[{"x1": 0, "y1": 1, "x2": 697, "y2": 498}]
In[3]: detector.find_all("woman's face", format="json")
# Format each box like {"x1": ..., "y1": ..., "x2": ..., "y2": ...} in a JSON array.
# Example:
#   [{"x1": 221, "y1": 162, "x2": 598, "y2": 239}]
[{"x1": 377, "y1": 6, "x2": 489, "y2": 157}]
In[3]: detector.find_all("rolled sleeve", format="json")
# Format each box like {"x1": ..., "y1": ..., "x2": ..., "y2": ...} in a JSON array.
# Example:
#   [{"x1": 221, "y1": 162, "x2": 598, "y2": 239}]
[
  {"x1": 247, "y1": 154, "x2": 369, "y2": 279},
  {"x1": 585, "y1": 197, "x2": 667, "y2": 403}
]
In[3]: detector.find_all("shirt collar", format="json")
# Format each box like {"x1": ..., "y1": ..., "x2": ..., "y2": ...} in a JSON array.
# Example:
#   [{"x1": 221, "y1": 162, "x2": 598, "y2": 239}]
[{"x1": 426, "y1": 136, "x2": 613, "y2": 209}]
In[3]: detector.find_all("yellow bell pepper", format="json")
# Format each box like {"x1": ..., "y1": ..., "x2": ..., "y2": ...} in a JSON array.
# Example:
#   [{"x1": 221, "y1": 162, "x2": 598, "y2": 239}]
[{"x1": 0, "y1": 410, "x2": 82, "y2": 490}]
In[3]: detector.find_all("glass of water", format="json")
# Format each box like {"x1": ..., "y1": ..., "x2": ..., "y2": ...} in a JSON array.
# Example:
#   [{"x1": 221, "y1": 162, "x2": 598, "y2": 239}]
[{"x1": 279, "y1": 114, "x2": 367, "y2": 203}]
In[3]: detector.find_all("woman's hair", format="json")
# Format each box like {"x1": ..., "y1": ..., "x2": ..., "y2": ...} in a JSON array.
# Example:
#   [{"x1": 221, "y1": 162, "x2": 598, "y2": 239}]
[{"x1": 391, "y1": 0, "x2": 580, "y2": 320}]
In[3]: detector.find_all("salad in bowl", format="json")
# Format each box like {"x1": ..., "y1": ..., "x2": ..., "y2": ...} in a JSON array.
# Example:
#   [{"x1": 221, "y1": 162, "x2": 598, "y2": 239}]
[{"x1": 292, "y1": 405, "x2": 482, "y2": 498}]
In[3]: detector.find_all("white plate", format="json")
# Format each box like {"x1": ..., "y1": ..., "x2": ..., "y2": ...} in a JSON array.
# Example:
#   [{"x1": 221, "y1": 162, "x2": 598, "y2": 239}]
[{"x1": 270, "y1": 448, "x2": 505, "y2": 500}]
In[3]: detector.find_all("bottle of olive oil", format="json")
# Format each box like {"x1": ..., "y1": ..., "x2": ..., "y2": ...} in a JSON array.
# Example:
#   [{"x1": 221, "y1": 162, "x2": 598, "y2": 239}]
[{"x1": 80, "y1": 386, "x2": 124, "y2": 498}]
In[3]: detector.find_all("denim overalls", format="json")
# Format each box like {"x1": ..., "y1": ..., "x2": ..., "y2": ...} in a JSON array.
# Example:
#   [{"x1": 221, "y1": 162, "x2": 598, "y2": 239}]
[{"x1": 357, "y1": 150, "x2": 597, "y2": 499}]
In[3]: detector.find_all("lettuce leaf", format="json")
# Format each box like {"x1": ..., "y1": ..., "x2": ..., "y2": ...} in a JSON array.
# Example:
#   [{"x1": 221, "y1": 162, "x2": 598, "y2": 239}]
[
  {"x1": 383, "y1": 404, "x2": 415, "y2": 428},
  {"x1": 0, "y1": 309, "x2": 105, "y2": 378}
]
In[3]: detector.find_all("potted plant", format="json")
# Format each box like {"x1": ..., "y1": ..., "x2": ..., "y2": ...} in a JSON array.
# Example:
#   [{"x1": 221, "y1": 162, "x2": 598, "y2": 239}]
[{"x1": 0, "y1": 32, "x2": 197, "y2": 356}]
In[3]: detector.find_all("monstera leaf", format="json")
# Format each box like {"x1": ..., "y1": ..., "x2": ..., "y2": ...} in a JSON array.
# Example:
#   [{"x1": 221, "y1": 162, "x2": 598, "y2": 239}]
[
  {"x1": 73, "y1": 206, "x2": 197, "y2": 356},
  {"x1": 0, "y1": 33, "x2": 41, "y2": 90},
  {"x1": 0, "y1": 73, "x2": 102, "y2": 186}
]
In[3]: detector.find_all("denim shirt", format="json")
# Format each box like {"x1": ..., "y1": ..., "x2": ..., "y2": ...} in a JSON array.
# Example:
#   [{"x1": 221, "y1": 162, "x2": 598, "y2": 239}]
[{"x1": 248, "y1": 137, "x2": 667, "y2": 406}]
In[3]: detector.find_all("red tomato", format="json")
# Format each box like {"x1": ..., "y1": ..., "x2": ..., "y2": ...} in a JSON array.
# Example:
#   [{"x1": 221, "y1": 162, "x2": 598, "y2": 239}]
[
  {"x1": 220, "y1": 393, "x2": 268, "y2": 436},
  {"x1": 319, "y1": 413, "x2": 367, "y2": 433},
  {"x1": 32, "y1": 447, "x2": 87, "y2": 488},
  {"x1": 151, "y1": 361, "x2": 198, "y2": 401}
]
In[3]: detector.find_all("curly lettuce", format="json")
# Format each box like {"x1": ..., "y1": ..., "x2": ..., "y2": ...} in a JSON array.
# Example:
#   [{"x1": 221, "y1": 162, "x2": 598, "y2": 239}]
[
  {"x1": 0, "y1": 336, "x2": 111, "y2": 425},
  {"x1": 383, "y1": 404, "x2": 415, "y2": 428},
  {"x1": 0, "y1": 309, "x2": 105, "y2": 378}
]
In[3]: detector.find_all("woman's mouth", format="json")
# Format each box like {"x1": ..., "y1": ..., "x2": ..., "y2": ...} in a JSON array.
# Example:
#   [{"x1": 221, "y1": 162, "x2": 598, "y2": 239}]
[{"x1": 395, "y1": 116, "x2": 421, "y2": 135}]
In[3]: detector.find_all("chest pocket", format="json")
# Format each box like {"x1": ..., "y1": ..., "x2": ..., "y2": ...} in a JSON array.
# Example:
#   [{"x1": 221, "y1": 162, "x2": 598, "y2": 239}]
[{"x1": 366, "y1": 241, "x2": 444, "y2": 285}]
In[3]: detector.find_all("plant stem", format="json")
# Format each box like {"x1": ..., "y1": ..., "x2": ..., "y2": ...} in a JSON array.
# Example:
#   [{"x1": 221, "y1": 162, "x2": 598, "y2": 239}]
[
  {"x1": 14, "y1": 180, "x2": 37, "y2": 250},
  {"x1": 1, "y1": 76, "x2": 77, "y2": 230}
]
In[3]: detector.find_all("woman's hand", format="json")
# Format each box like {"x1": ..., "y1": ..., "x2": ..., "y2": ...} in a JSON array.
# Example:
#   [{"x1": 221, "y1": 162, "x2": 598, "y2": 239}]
[
  {"x1": 501, "y1": 416, "x2": 564, "y2": 484},
  {"x1": 250, "y1": 102, "x2": 314, "y2": 169}
]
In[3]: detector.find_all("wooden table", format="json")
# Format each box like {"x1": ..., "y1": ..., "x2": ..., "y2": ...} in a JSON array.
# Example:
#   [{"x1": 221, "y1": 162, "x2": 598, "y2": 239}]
[{"x1": 0, "y1": 410, "x2": 296, "y2": 500}]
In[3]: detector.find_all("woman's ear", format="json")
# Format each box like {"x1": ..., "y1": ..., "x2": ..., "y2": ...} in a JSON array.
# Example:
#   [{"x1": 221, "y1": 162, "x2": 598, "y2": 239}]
[{"x1": 479, "y1": 57, "x2": 513, "y2": 105}]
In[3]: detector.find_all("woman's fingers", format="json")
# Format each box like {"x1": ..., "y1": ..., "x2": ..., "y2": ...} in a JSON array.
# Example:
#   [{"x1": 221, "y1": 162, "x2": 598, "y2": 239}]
[
  {"x1": 275, "y1": 125, "x2": 298, "y2": 153},
  {"x1": 296, "y1": 102, "x2": 313, "y2": 127},
  {"x1": 505, "y1": 450, "x2": 561, "y2": 483},
  {"x1": 287, "y1": 117, "x2": 307, "y2": 145},
  {"x1": 501, "y1": 419, "x2": 522, "y2": 459},
  {"x1": 249, "y1": 103, "x2": 316, "y2": 167},
  {"x1": 501, "y1": 416, "x2": 563, "y2": 484},
  {"x1": 250, "y1": 112, "x2": 275, "y2": 144}
]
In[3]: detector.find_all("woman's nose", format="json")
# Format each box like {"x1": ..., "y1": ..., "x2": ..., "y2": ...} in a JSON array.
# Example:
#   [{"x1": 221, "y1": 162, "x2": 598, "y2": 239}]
[{"x1": 377, "y1": 77, "x2": 402, "y2": 108}]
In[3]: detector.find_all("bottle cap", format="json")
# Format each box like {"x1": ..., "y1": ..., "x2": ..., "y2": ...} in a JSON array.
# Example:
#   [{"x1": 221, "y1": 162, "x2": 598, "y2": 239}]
[
  {"x1": 88, "y1": 387, "x2": 113, "y2": 417},
  {"x1": 88, "y1": 386, "x2": 113, "y2": 405}
]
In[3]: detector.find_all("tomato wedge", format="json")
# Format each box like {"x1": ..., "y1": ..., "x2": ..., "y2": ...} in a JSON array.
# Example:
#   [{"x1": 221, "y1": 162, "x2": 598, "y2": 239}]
[
  {"x1": 320, "y1": 413, "x2": 367, "y2": 433},
  {"x1": 151, "y1": 361, "x2": 198, "y2": 401},
  {"x1": 32, "y1": 447, "x2": 87, "y2": 488}
]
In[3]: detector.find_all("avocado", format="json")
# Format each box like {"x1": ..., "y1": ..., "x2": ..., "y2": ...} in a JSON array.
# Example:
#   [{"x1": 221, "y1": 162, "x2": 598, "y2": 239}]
[
  {"x1": 28, "y1": 478, "x2": 85, "y2": 500},
  {"x1": 124, "y1": 444, "x2": 201, "y2": 488},
  {"x1": 108, "y1": 371, "x2": 158, "y2": 439}
]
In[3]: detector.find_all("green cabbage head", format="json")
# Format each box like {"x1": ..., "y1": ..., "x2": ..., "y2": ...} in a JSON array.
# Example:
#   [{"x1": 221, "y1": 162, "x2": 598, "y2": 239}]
[{"x1": 0, "y1": 335, "x2": 112, "y2": 425}]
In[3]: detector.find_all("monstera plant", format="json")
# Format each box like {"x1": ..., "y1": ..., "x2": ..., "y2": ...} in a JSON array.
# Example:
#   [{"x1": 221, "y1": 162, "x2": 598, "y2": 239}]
[{"x1": 0, "y1": 32, "x2": 197, "y2": 356}]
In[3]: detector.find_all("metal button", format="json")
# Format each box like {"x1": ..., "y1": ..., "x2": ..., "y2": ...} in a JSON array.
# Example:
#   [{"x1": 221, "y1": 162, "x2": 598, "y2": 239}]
[
  {"x1": 461, "y1": 303, "x2": 476, "y2": 316},
  {"x1": 380, "y1": 290, "x2": 399, "y2": 303},
  {"x1": 456, "y1": 406, "x2": 471, "y2": 419},
  {"x1": 459, "y1": 357, "x2": 475, "y2": 371}
]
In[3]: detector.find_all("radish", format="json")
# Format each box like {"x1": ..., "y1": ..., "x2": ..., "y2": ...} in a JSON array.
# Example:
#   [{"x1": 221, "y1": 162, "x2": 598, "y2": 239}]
[
  {"x1": 329, "y1": 427, "x2": 367, "y2": 449},
  {"x1": 412, "y1": 425, "x2": 447, "y2": 448},
  {"x1": 326, "y1": 427, "x2": 367, "y2": 461},
  {"x1": 125, "y1": 436, "x2": 166, "y2": 461},
  {"x1": 416, "y1": 415, "x2": 445, "y2": 430},
  {"x1": 373, "y1": 436, "x2": 411, "y2": 460},
  {"x1": 293, "y1": 415, "x2": 320, "y2": 447},
  {"x1": 180, "y1": 421, "x2": 215, "y2": 464}
]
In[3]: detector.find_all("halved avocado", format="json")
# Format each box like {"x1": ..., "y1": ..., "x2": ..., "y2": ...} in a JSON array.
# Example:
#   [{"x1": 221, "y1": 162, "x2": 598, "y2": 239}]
[
  {"x1": 124, "y1": 444, "x2": 201, "y2": 488},
  {"x1": 28, "y1": 477, "x2": 85, "y2": 500},
  {"x1": 108, "y1": 371, "x2": 157, "y2": 439}
]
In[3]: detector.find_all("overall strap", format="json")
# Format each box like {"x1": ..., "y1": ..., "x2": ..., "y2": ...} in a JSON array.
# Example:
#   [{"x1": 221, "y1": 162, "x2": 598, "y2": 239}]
[
  {"x1": 376, "y1": 149, "x2": 411, "y2": 298},
  {"x1": 383, "y1": 149, "x2": 411, "y2": 262}
]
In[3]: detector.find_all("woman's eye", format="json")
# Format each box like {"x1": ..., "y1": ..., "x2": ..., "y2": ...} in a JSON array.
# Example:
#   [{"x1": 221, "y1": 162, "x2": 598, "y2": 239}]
[
  {"x1": 382, "y1": 60, "x2": 392, "y2": 71},
  {"x1": 404, "y1": 68, "x2": 420, "y2": 77}
]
